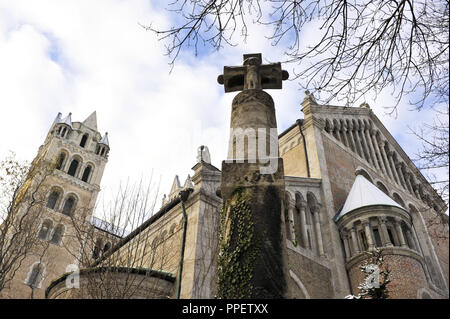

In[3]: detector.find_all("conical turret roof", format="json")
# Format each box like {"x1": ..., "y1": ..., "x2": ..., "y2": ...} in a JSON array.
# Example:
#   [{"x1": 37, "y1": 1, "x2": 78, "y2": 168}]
[{"x1": 334, "y1": 175, "x2": 406, "y2": 221}]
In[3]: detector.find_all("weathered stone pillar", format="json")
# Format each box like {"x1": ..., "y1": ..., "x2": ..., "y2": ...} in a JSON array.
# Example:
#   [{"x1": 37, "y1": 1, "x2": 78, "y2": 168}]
[
  {"x1": 371, "y1": 130, "x2": 387, "y2": 175},
  {"x1": 344, "y1": 122, "x2": 356, "y2": 152},
  {"x1": 379, "y1": 141, "x2": 393, "y2": 179},
  {"x1": 350, "y1": 227, "x2": 360, "y2": 254},
  {"x1": 297, "y1": 201, "x2": 309, "y2": 249},
  {"x1": 394, "y1": 218, "x2": 408, "y2": 248},
  {"x1": 352, "y1": 123, "x2": 364, "y2": 158},
  {"x1": 387, "y1": 151, "x2": 400, "y2": 184},
  {"x1": 378, "y1": 216, "x2": 393, "y2": 247},
  {"x1": 217, "y1": 53, "x2": 289, "y2": 298},
  {"x1": 364, "y1": 124, "x2": 379, "y2": 169},
  {"x1": 361, "y1": 219, "x2": 375, "y2": 250},
  {"x1": 342, "y1": 229, "x2": 351, "y2": 260},
  {"x1": 312, "y1": 206, "x2": 325, "y2": 257},
  {"x1": 287, "y1": 203, "x2": 296, "y2": 242}
]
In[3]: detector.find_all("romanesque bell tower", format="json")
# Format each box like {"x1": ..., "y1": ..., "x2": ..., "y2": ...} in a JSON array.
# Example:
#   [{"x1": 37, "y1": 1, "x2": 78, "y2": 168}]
[{"x1": 1, "y1": 111, "x2": 110, "y2": 299}]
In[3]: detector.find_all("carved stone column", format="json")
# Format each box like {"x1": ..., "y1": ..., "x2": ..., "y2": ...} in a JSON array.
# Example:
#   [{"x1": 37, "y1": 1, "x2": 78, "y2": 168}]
[
  {"x1": 359, "y1": 124, "x2": 372, "y2": 165},
  {"x1": 378, "y1": 216, "x2": 393, "y2": 247},
  {"x1": 394, "y1": 218, "x2": 408, "y2": 248},
  {"x1": 346, "y1": 122, "x2": 357, "y2": 153},
  {"x1": 403, "y1": 166, "x2": 414, "y2": 194},
  {"x1": 379, "y1": 141, "x2": 393, "y2": 179},
  {"x1": 287, "y1": 203, "x2": 296, "y2": 243},
  {"x1": 396, "y1": 162, "x2": 408, "y2": 190},
  {"x1": 387, "y1": 151, "x2": 400, "y2": 184},
  {"x1": 298, "y1": 201, "x2": 309, "y2": 249},
  {"x1": 370, "y1": 130, "x2": 387, "y2": 175},
  {"x1": 365, "y1": 126, "x2": 380, "y2": 170},
  {"x1": 350, "y1": 226, "x2": 360, "y2": 254},
  {"x1": 352, "y1": 123, "x2": 364, "y2": 158},
  {"x1": 312, "y1": 206, "x2": 325, "y2": 257},
  {"x1": 342, "y1": 229, "x2": 351, "y2": 260},
  {"x1": 361, "y1": 219, "x2": 375, "y2": 250}
]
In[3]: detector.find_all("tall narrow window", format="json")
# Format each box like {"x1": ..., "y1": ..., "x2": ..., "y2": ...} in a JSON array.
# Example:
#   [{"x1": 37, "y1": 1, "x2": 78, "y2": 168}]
[
  {"x1": 373, "y1": 228, "x2": 382, "y2": 247},
  {"x1": 67, "y1": 159, "x2": 79, "y2": 177},
  {"x1": 27, "y1": 263, "x2": 43, "y2": 287},
  {"x1": 80, "y1": 134, "x2": 88, "y2": 148},
  {"x1": 81, "y1": 166, "x2": 92, "y2": 183},
  {"x1": 46, "y1": 191, "x2": 59, "y2": 210},
  {"x1": 360, "y1": 231, "x2": 368, "y2": 251},
  {"x1": 50, "y1": 224, "x2": 64, "y2": 245},
  {"x1": 62, "y1": 197, "x2": 75, "y2": 216},
  {"x1": 387, "y1": 228, "x2": 396, "y2": 246},
  {"x1": 38, "y1": 220, "x2": 52, "y2": 240},
  {"x1": 56, "y1": 153, "x2": 65, "y2": 170}
]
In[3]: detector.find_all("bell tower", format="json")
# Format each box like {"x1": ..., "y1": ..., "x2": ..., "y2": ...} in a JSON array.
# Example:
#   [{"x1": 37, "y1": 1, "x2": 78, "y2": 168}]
[{"x1": 1, "y1": 111, "x2": 110, "y2": 299}]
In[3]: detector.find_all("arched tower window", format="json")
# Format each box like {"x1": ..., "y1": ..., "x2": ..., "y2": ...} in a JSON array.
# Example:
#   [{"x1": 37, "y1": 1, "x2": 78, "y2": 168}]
[
  {"x1": 46, "y1": 191, "x2": 60, "y2": 210},
  {"x1": 81, "y1": 165, "x2": 92, "y2": 183},
  {"x1": 38, "y1": 220, "x2": 53, "y2": 240},
  {"x1": 62, "y1": 196, "x2": 75, "y2": 216},
  {"x1": 26, "y1": 263, "x2": 44, "y2": 287},
  {"x1": 67, "y1": 159, "x2": 79, "y2": 177},
  {"x1": 56, "y1": 153, "x2": 66, "y2": 170},
  {"x1": 50, "y1": 224, "x2": 64, "y2": 245},
  {"x1": 80, "y1": 134, "x2": 89, "y2": 148}
]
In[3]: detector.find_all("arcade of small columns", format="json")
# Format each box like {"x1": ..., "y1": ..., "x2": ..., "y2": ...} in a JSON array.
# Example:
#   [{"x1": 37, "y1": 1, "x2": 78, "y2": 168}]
[
  {"x1": 337, "y1": 208, "x2": 421, "y2": 261},
  {"x1": 285, "y1": 192, "x2": 326, "y2": 258},
  {"x1": 323, "y1": 117, "x2": 437, "y2": 210}
]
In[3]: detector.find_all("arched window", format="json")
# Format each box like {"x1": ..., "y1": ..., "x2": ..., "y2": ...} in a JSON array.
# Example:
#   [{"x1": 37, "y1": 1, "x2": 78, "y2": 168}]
[
  {"x1": 56, "y1": 153, "x2": 66, "y2": 170},
  {"x1": 62, "y1": 196, "x2": 75, "y2": 216},
  {"x1": 81, "y1": 166, "x2": 92, "y2": 183},
  {"x1": 27, "y1": 263, "x2": 44, "y2": 287},
  {"x1": 38, "y1": 220, "x2": 53, "y2": 240},
  {"x1": 46, "y1": 191, "x2": 60, "y2": 210},
  {"x1": 392, "y1": 193, "x2": 406, "y2": 208},
  {"x1": 100, "y1": 148, "x2": 105, "y2": 156},
  {"x1": 80, "y1": 134, "x2": 89, "y2": 148},
  {"x1": 67, "y1": 159, "x2": 79, "y2": 177},
  {"x1": 355, "y1": 168, "x2": 373, "y2": 183},
  {"x1": 376, "y1": 181, "x2": 389, "y2": 196},
  {"x1": 50, "y1": 224, "x2": 64, "y2": 245}
]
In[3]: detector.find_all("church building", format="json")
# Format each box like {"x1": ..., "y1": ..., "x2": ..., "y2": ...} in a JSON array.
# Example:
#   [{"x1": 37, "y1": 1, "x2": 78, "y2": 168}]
[{"x1": 1, "y1": 55, "x2": 448, "y2": 299}]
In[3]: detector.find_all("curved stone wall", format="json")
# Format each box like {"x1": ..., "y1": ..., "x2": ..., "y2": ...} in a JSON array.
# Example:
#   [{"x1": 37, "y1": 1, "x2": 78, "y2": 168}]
[
  {"x1": 347, "y1": 248, "x2": 429, "y2": 299},
  {"x1": 46, "y1": 267, "x2": 175, "y2": 299}
]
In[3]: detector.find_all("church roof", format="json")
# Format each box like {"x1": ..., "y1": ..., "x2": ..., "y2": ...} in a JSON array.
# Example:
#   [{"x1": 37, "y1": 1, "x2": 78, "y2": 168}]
[
  {"x1": 83, "y1": 111, "x2": 98, "y2": 131},
  {"x1": 334, "y1": 175, "x2": 406, "y2": 221}
]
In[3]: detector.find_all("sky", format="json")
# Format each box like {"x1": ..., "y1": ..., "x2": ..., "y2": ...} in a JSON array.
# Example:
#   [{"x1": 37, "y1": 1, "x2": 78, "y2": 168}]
[{"x1": 0, "y1": 0, "x2": 445, "y2": 218}]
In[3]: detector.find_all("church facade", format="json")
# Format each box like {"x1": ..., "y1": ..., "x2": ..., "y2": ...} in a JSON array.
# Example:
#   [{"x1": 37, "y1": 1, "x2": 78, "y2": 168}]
[{"x1": 1, "y1": 61, "x2": 448, "y2": 299}]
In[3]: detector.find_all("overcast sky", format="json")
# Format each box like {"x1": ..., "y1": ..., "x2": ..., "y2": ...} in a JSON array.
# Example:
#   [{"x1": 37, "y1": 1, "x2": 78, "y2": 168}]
[{"x1": 0, "y1": 1, "x2": 442, "y2": 218}]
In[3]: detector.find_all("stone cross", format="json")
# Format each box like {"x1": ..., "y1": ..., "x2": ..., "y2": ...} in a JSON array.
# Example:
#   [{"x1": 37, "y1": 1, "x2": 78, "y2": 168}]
[{"x1": 217, "y1": 53, "x2": 289, "y2": 92}]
